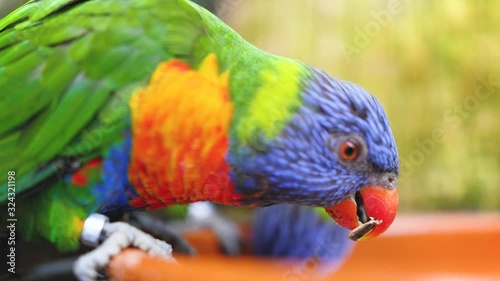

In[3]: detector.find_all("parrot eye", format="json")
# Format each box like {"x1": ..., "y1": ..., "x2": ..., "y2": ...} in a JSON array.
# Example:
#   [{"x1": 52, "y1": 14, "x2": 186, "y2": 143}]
[
  {"x1": 340, "y1": 140, "x2": 360, "y2": 161},
  {"x1": 327, "y1": 134, "x2": 367, "y2": 164}
]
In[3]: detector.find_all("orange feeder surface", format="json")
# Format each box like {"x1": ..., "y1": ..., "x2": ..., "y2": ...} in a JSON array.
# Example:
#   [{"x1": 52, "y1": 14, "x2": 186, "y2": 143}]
[{"x1": 108, "y1": 213, "x2": 500, "y2": 281}]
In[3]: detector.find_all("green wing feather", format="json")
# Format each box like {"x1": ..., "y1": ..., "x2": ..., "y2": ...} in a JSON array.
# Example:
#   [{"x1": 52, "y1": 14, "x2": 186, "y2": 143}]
[{"x1": 0, "y1": 0, "x2": 208, "y2": 202}]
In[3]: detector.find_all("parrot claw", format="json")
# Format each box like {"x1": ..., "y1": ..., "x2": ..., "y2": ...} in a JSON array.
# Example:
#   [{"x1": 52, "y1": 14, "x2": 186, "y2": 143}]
[
  {"x1": 127, "y1": 212, "x2": 196, "y2": 255},
  {"x1": 74, "y1": 214, "x2": 175, "y2": 281}
]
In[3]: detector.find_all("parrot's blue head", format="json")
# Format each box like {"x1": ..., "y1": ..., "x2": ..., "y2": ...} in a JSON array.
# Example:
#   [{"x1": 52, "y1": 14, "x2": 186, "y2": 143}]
[{"x1": 233, "y1": 68, "x2": 399, "y2": 240}]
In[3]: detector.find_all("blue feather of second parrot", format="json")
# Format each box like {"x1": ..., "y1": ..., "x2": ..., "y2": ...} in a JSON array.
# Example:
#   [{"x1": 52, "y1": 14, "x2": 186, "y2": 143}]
[{"x1": 251, "y1": 204, "x2": 354, "y2": 275}]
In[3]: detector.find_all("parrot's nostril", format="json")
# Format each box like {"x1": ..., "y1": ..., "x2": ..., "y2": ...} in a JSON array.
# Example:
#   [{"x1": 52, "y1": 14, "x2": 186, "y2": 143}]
[
  {"x1": 383, "y1": 173, "x2": 398, "y2": 188},
  {"x1": 386, "y1": 172, "x2": 398, "y2": 182}
]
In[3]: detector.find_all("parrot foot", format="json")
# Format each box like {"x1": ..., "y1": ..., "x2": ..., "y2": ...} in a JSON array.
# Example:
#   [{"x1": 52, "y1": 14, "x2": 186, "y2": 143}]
[
  {"x1": 74, "y1": 213, "x2": 174, "y2": 281},
  {"x1": 127, "y1": 212, "x2": 196, "y2": 255}
]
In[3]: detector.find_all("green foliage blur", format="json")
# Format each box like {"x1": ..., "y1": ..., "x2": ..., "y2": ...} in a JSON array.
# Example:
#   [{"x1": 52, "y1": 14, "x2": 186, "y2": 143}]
[
  {"x1": 2, "y1": 1, "x2": 498, "y2": 211},
  {"x1": 224, "y1": 0, "x2": 499, "y2": 211}
]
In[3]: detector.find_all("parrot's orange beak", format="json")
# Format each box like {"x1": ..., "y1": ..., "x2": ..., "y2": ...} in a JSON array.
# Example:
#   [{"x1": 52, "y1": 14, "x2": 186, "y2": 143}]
[{"x1": 325, "y1": 185, "x2": 398, "y2": 241}]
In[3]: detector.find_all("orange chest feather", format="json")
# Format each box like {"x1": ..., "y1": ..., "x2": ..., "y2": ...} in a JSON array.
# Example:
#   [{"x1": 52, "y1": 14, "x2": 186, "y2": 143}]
[{"x1": 128, "y1": 55, "x2": 243, "y2": 209}]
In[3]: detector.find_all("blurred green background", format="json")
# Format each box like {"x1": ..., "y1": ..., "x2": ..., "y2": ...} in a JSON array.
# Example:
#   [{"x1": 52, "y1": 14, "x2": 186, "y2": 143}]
[{"x1": 1, "y1": 1, "x2": 499, "y2": 211}]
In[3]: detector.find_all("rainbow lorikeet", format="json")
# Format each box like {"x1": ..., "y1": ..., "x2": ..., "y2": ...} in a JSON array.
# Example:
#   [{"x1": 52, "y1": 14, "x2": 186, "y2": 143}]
[{"x1": 0, "y1": 0, "x2": 399, "y2": 279}]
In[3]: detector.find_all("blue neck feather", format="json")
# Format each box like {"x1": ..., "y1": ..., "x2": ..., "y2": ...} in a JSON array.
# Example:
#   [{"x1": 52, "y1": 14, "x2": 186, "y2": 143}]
[{"x1": 93, "y1": 133, "x2": 139, "y2": 215}]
